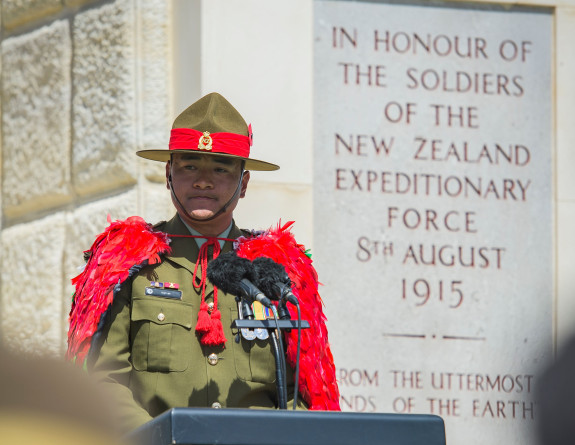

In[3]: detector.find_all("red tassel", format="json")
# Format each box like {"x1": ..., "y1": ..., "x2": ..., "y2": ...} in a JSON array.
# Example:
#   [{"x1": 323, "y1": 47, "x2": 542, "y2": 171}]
[
  {"x1": 195, "y1": 301, "x2": 212, "y2": 334},
  {"x1": 192, "y1": 239, "x2": 226, "y2": 346},
  {"x1": 200, "y1": 309, "x2": 226, "y2": 346}
]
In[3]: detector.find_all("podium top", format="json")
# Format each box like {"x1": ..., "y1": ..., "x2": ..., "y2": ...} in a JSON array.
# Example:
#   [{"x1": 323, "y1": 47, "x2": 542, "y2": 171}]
[{"x1": 128, "y1": 407, "x2": 446, "y2": 445}]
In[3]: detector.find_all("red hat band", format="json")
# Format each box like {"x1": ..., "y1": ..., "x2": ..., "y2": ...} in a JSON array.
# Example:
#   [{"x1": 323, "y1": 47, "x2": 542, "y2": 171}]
[{"x1": 169, "y1": 128, "x2": 251, "y2": 158}]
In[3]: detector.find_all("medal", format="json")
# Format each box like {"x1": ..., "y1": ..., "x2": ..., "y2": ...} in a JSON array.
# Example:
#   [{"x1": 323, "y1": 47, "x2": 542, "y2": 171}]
[
  {"x1": 241, "y1": 328, "x2": 257, "y2": 341},
  {"x1": 252, "y1": 301, "x2": 270, "y2": 340},
  {"x1": 146, "y1": 281, "x2": 182, "y2": 299},
  {"x1": 150, "y1": 281, "x2": 179, "y2": 289},
  {"x1": 255, "y1": 328, "x2": 269, "y2": 340}
]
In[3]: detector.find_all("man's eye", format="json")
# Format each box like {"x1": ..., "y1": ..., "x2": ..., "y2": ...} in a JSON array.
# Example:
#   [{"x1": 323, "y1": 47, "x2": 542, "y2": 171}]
[{"x1": 215, "y1": 167, "x2": 229, "y2": 173}]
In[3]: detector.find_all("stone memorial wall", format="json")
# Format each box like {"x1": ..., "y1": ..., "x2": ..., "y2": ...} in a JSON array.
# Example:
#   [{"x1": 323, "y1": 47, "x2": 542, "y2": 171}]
[
  {"x1": 0, "y1": 0, "x2": 173, "y2": 354},
  {"x1": 313, "y1": 1, "x2": 552, "y2": 443}
]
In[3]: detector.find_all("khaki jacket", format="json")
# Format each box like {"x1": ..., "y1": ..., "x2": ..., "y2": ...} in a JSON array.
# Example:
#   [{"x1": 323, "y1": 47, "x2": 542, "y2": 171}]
[{"x1": 89, "y1": 215, "x2": 301, "y2": 432}]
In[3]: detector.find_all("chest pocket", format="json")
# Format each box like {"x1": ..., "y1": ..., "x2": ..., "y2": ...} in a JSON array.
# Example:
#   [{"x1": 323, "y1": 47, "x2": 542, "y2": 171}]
[
  {"x1": 230, "y1": 308, "x2": 277, "y2": 384},
  {"x1": 131, "y1": 297, "x2": 194, "y2": 372}
]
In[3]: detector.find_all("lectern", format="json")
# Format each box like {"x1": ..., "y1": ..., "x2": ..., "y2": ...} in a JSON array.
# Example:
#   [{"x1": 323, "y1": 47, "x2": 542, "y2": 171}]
[{"x1": 128, "y1": 408, "x2": 446, "y2": 445}]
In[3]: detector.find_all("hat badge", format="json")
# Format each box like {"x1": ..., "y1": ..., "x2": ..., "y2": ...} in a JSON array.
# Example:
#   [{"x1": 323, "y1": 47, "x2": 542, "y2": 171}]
[{"x1": 198, "y1": 131, "x2": 213, "y2": 151}]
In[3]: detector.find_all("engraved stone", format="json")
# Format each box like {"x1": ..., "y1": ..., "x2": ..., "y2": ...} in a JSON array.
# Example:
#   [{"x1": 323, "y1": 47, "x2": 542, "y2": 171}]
[{"x1": 314, "y1": 2, "x2": 551, "y2": 445}]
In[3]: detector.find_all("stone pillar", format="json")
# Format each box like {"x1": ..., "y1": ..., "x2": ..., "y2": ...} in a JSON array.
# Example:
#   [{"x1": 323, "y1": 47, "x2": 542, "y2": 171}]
[{"x1": 0, "y1": 0, "x2": 174, "y2": 355}]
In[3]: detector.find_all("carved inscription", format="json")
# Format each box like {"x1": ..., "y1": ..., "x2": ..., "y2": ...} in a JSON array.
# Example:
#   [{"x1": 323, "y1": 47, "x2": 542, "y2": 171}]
[{"x1": 315, "y1": 3, "x2": 551, "y2": 445}]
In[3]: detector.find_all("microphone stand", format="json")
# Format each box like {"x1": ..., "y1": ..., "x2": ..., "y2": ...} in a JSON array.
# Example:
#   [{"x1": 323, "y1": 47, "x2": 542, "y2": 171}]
[
  {"x1": 232, "y1": 305, "x2": 310, "y2": 410},
  {"x1": 269, "y1": 326, "x2": 288, "y2": 409}
]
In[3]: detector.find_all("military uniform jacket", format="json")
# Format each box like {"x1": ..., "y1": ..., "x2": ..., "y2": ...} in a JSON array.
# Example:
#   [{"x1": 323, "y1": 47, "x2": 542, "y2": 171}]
[{"x1": 88, "y1": 215, "x2": 300, "y2": 431}]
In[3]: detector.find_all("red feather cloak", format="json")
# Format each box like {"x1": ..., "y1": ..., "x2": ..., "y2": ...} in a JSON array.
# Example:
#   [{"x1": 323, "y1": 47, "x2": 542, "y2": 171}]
[{"x1": 67, "y1": 217, "x2": 340, "y2": 411}]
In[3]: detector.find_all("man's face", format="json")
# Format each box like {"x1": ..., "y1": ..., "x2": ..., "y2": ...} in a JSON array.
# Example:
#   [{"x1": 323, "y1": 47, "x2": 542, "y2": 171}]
[{"x1": 166, "y1": 153, "x2": 249, "y2": 223}]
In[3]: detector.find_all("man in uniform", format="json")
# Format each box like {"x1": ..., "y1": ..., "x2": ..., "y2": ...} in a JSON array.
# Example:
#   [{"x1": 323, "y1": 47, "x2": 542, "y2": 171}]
[{"x1": 67, "y1": 93, "x2": 339, "y2": 432}]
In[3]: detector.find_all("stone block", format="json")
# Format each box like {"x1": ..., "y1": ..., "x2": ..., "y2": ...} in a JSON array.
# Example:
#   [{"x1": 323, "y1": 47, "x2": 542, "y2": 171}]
[
  {"x1": 2, "y1": 20, "x2": 72, "y2": 219},
  {"x1": 65, "y1": 0, "x2": 100, "y2": 7},
  {"x1": 557, "y1": 200, "x2": 575, "y2": 348},
  {"x1": 197, "y1": 0, "x2": 313, "y2": 185},
  {"x1": 2, "y1": 0, "x2": 62, "y2": 31},
  {"x1": 0, "y1": 214, "x2": 66, "y2": 356},
  {"x1": 72, "y1": 0, "x2": 138, "y2": 197},
  {"x1": 557, "y1": 7, "x2": 575, "y2": 201},
  {"x1": 138, "y1": 0, "x2": 172, "y2": 185},
  {"x1": 143, "y1": 158, "x2": 167, "y2": 183},
  {"x1": 234, "y1": 180, "x2": 313, "y2": 249},
  {"x1": 138, "y1": 0, "x2": 172, "y2": 150},
  {"x1": 0, "y1": 30, "x2": 2, "y2": 233},
  {"x1": 139, "y1": 180, "x2": 174, "y2": 225}
]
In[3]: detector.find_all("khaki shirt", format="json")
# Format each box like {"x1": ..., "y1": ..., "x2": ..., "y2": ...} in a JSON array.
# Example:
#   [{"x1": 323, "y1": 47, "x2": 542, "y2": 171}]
[{"x1": 89, "y1": 215, "x2": 302, "y2": 432}]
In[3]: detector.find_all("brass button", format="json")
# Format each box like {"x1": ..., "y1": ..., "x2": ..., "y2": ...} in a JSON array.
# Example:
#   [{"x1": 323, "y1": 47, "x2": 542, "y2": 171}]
[
  {"x1": 211, "y1": 402, "x2": 222, "y2": 409},
  {"x1": 208, "y1": 353, "x2": 218, "y2": 366},
  {"x1": 157, "y1": 313, "x2": 165, "y2": 322}
]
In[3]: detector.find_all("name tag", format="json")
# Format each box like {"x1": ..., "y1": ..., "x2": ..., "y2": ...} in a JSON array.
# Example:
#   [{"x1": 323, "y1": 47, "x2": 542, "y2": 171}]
[{"x1": 145, "y1": 287, "x2": 182, "y2": 300}]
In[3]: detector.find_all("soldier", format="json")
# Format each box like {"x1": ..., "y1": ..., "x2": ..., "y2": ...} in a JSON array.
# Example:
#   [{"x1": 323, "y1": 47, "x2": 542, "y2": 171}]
[{"x1": 67, "y1": 93, "x2": 339, "y2": 432}]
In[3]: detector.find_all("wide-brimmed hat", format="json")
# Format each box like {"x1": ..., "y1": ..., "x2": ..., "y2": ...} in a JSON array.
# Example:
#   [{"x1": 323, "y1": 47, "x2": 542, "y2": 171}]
[{"x1": 136, "y1": 92, "x2": 279, "y2": 171}]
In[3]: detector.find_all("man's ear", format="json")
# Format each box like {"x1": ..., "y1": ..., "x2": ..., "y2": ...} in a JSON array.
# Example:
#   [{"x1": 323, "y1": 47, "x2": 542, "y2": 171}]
[
  {"x1": 240, "y1": 171, "x2": 250, "y2": 198},
  {"x1": 165, "y1": 161, "x2": 171, "y2": 190}
]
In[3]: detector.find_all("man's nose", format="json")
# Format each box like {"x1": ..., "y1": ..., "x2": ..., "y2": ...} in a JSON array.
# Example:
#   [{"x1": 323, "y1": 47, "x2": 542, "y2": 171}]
[{"x1": 193, "y1": 170, "x2": 214, "y2": 188}]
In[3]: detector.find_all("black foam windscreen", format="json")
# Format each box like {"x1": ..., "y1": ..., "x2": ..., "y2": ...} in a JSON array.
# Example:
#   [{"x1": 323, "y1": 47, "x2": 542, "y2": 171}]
[
  {"x1": 207, "y1": 251, "x2": 256, "y2": 295},
  {"x1": 252, "y1": 257, "x2": 291, "y2": 301}
]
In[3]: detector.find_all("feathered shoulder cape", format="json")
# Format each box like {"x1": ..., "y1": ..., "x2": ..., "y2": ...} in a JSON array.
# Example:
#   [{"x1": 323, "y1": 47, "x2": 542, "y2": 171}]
[{"x1": 67, "y1": 217, "x2": 340, "y2": 411}]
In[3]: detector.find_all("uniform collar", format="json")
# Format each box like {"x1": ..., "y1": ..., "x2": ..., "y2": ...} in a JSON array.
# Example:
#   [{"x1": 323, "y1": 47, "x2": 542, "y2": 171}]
[
  {"x1": 179, "y1": 215, "x2": 233, "y2": 249},
  {"x1": 162, "y1": 214, "x2": 243, "y2": 273}
]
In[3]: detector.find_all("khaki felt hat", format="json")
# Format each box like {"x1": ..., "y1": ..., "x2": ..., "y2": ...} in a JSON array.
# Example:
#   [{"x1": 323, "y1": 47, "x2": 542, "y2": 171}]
[{"x1": 136, "y1": 92, "x2": 279, "y2": 171}]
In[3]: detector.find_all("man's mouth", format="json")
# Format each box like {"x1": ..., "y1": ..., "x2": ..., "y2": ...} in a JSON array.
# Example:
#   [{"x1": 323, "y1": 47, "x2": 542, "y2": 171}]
[{"x1": 189, "y1": 195, "x2": 216, "y2": 201}]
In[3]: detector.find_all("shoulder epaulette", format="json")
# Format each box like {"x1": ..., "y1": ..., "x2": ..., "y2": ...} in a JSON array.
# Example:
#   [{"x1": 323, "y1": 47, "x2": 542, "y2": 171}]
[{"x1": 153, "y1": 220, "x2": 167, "y2": 230}]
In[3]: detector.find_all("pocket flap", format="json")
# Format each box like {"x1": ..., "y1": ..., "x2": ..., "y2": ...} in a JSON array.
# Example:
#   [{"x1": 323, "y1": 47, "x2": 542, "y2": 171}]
[{"x1": 132, "y1": 297, "x2": 194, "y2": 329}]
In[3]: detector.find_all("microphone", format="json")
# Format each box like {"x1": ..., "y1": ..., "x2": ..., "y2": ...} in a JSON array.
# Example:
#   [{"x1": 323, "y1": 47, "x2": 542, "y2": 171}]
[
  {"x1": 252, "y1": 257, "x2": 299, "y2": 306},
  {"x1": 207, "y1": 251, "x2": 273, "y2": 308}
]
